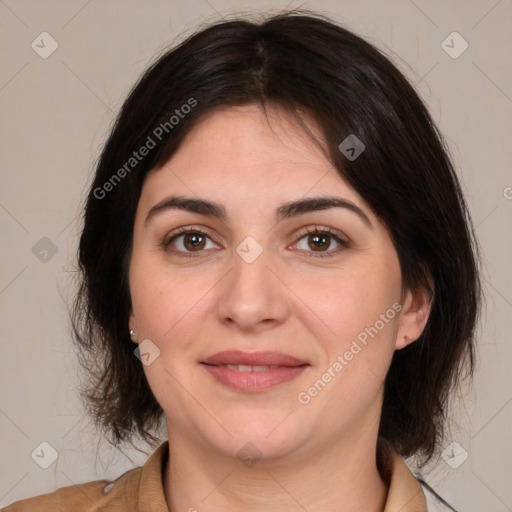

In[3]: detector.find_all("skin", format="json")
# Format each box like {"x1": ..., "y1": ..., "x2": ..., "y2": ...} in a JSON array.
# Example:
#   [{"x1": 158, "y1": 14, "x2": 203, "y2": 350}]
[{"x1": 128, "y1": 104, "x2": 431, "y2": 512}]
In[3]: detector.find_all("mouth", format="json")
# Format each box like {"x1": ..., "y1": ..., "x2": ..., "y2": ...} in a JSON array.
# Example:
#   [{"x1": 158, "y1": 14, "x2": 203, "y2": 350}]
[
  {"x1": 202, "y1": 350, "x2": 308, "y2": 367},
  {"x1": 214, "y1": 364, "x2": 281, "y2": 372},
  {"x1": 201, "y1": 350, "x2": 309, "y2": 392}
]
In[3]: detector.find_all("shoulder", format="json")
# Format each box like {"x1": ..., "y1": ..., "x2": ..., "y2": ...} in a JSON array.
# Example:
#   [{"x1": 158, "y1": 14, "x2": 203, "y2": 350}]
[
  {"x1": 1, "y1": 440, "x2": 169, "y2": 512},
  {"x1": 1, "y1": 466, "x2": 142, "y2": 512},
  {"x1": 419, "y1": 480, "x2": 459, "y2": 512},
  {"x1": 377, "y1": 438, "x2": 460, "y2": 512}
]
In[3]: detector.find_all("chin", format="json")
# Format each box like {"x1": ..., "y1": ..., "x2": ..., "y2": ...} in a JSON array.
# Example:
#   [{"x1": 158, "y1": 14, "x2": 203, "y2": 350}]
[{"x1": 193, "y1": 408, "x2": 312, "y2": 463}]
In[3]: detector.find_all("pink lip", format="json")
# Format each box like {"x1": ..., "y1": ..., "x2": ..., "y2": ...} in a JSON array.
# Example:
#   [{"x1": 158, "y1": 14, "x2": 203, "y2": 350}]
[
  {"x1": 201, "y1": 350, "x2": 309, "y2": 392},
  {"x1": 202, "y1": 350, "x2": 307, "y2": 367}
]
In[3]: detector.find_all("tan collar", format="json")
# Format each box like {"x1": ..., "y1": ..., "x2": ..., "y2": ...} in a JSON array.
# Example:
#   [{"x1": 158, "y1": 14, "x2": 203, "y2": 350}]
[{"x1": 137, "y1": 441, "x2": 427, "y2": 512}]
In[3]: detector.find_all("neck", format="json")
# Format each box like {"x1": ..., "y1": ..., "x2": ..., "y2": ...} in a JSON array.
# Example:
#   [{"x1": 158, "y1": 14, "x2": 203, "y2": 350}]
[{"x1": 163, "y1": 428, "x2": 388, "y2": 512}]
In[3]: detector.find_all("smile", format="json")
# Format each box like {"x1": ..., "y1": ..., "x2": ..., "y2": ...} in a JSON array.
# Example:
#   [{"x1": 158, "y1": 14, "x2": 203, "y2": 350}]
[{"x1": 201, "y1": 351, "x2": 309, "y2": 392}]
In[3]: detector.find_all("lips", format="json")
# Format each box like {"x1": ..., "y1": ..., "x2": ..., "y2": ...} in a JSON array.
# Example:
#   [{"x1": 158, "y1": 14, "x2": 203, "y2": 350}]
[
  {"x1": 201, "y1": 350, "x2": 309, "y2": 392},
  {"x1": 202, "y1": 350, "x2": 307, "y2": 367}
]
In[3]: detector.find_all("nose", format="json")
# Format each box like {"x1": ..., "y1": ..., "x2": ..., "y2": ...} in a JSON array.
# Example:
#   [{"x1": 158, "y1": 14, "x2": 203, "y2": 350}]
[{"x1": 215, "y1": 242, "x2": 291, "y2": 333}]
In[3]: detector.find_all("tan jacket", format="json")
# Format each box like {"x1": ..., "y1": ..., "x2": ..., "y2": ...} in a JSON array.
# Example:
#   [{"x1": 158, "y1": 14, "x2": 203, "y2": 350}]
[{"x1": 2, "y1": 441, "x2": 451, "y2": 511}]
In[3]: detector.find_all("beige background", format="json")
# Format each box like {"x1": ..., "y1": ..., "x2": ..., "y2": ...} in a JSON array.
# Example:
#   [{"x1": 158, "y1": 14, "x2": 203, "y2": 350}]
[{"x1": 0, "y1": 0, "x2": 511, "y2": 510}]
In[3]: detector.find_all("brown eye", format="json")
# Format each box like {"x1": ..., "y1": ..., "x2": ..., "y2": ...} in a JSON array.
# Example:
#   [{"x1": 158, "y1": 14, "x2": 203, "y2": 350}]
[
  {"x1": 163, "y1": 228, "x2": 217, "y2": 257},
  {"x1": 307, "y1": 233, "x2": 331, "y2": 251},
  {"x1": 294, "y1": 227, "x2": 350, "y2": 258},
  {"x1": 182, "y1": 233, "x2": 206, "y2": 251}
]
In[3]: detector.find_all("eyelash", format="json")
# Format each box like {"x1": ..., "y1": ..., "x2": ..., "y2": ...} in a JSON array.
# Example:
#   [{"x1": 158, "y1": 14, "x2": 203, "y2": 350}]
[{"x1": 161, "y1": 225, "x2": 350, "y2": 259}]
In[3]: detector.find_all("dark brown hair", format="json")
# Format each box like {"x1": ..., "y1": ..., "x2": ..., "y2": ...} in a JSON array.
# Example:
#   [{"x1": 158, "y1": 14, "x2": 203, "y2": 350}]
[{"x1": 71, "y1": 10, "x2": 481, "y2": 463}]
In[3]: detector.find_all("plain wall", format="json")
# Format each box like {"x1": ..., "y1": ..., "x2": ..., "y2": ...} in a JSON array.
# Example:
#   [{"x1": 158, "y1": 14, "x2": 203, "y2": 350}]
[{"x1": 1, "y1": 0, "x2": 511, "y2": 510}]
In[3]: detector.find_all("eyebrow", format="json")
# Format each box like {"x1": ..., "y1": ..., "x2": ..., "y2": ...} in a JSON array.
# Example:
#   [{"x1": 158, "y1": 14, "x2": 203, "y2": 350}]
[{"x1": 144, "y1": 194, "x2": 373, "y2": 229}]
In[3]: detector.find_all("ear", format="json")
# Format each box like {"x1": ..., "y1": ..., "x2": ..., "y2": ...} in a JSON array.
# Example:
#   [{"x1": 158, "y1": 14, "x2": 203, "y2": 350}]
[{"x1": 395, "y1": 285, "x2": 433, "y2": 350}]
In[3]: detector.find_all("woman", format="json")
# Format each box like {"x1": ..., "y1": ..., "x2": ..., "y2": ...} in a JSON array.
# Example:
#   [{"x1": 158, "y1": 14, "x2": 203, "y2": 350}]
[{"x1": 2, "y1": 10, "x2": 480, "y2": 512}]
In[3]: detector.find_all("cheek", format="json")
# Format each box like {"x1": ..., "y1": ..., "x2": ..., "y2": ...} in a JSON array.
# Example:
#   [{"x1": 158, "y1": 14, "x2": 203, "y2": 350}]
[
  {"x1": 129, "y1": 257, "x2": 215, "y2": 416},
  {"x1": 313, "y1": 253, "x2": 402, "y2": 406},
  {"x1": 129, "y1": 255, "x2": 217, "y2": 351},
  {"x1": 296, "y1": 253, "x2": 402, "y2": 354},
  {"x1": 296, "y1": 271, "x2": 401, "y2": 429}
]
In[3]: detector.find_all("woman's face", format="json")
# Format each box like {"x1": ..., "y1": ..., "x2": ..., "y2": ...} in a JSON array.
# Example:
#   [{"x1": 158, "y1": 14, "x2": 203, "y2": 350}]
[{"x1": 128, "y1": 104, "x2": 429, "y2": 462}]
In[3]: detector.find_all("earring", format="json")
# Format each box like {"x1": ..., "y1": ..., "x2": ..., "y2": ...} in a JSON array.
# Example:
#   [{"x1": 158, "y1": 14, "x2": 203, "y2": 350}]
[{"x1": 129, "y1": 329, "x2": 137, "y2": 343}]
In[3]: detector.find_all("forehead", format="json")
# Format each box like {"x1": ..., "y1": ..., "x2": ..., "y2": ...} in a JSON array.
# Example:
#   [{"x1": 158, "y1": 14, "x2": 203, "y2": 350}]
[{"x1": 138, "y1": 104, "x2": 367, "y2": 217}]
